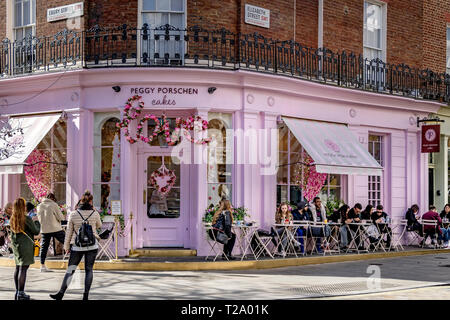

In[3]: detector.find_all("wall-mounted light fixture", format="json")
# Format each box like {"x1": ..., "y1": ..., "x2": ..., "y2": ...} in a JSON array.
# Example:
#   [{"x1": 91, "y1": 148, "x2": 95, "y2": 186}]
[
  {"x1": 112, "y1": 86, "x2": 121, "y2": 93},
  {"x1": 208, "y1": 87, "x2": 217, "y2": 94}
]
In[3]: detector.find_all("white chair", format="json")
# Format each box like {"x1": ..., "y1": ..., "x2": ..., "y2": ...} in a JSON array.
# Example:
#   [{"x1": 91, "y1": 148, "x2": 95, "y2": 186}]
[
  {"x1": 252, "y1": 231, "x2": 274, "y2": 260},
  {"x1": 422, "y1": 219, "x2": 439, "y2": 249},
  {"x1": 97, "y1": 223, "x2": 115, "y2": 260},
  {"x1": 204, "y1": 223, "x2": 228, "y2": 261}
]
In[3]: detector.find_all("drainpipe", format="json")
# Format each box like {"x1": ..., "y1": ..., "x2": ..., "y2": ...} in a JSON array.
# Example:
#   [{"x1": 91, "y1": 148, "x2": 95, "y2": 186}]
[
  {"x1": 318, "y1": 0, "x2": 323, "y2": 49},
  {"x1": 293, "y1": 0, "x2": 296, "y2": 42}
]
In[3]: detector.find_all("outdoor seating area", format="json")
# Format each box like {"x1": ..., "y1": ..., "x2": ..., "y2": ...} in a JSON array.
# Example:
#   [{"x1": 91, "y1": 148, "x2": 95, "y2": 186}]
[{"x1": 203, "y1": 218, "x2": 448, "y2": 262}]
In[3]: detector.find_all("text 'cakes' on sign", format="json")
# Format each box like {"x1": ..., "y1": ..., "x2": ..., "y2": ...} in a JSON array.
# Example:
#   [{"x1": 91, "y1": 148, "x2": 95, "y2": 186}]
[
  {"x1": 47, "y1": 2, "x2": 84, "y2": 22},
  {"x1": 245, "y1": 4, "x2": 270, "y2": 29}
]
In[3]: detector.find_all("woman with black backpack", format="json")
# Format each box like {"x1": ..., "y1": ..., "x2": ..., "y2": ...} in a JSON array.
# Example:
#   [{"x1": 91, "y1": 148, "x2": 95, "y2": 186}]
[{"x1": 50, "y1": 190, "x2": 102, "y2": 301}]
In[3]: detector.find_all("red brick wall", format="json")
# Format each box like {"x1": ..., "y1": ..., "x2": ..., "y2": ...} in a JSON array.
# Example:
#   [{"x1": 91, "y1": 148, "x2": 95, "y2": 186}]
[
  {"x1": 422, "y1": 0, "x2": 449, "y2": 73},
  {"x1": 323, "y1": 0, "x2": 363, "y2": 55},
  {"x1": 187, "y1": 0, "x2": 239, "y2": 34},
  {"x1": 386, "y1": 0, "x2": 423, "y2": 68},
  {"x1": 86, "y1": 0, "x2": 138, "y2": 29},
  {"x1": 0, "y1": 1, "x2": 6, "y2": 41},
  {"x1": 36, "y1": 0, "x2": 85, "y2": 38}
]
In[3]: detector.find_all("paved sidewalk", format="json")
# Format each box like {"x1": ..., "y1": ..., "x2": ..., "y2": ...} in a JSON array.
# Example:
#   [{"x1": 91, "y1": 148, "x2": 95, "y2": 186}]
[{"x1": 0, "y1": 253, "x2": 449, "y2": 300}]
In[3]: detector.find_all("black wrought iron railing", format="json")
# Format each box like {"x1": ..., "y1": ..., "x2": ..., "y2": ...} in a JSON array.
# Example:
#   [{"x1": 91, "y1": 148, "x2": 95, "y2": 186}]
[{"x1": 1, "y1": 24, "x2": 449, "y2": 103}]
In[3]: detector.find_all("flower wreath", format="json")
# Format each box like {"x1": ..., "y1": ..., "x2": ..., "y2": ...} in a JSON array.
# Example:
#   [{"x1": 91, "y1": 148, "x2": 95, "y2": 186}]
[
  {"x1": 149, "y1": 164, "x2": 177, "y2": 197},
  {"x1": 116, "y1": 95, "x2": 211, "y2": 145}
]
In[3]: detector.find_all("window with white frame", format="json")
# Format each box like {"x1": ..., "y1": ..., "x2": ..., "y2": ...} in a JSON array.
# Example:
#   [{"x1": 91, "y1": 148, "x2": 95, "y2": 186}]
[
  {"x1": 13, "y1": 0, "x2": 36, "y2": 41},
  {"x1": 140, "y1": 0, "x2": 186, "y2": 64},
  {"x1": 368, "y1": 134, "x2": 384, "y2": 206},
  {"x1": 20, "y1": 119, "x2": 67, "y2": 204},
  {"x1": 93, "y1": 116, "x2": 121, "y2": 212},
  {"x1": 363, "y1": 1, "x2": 385, "y2": 61},
  {"x1": 446, "y1": 26, "x2": 450, "y2": 74},
  {"x1": 207, "y1": 113, "x2": 233, "y2": 207}
]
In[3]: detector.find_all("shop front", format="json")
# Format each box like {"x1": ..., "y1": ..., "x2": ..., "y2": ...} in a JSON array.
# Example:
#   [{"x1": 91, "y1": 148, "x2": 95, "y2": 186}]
[{"x1": 0, "y1": 67, "x2": 444, "y2": 257}]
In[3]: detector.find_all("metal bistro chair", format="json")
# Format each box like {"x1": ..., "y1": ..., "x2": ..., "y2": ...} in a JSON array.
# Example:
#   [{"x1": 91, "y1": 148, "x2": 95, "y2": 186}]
[
  {"x1": 97, "y1": 223, "x2": 115, "y2": 261},
  {"x1": 204, "y1": 223, "x2": 228, "y2": 261},
  {"x1": 346, "y1": 222, "x2": 369, "y2": 254},
  {"x1": 252, "y1": 230, "x2": 275, "y2": 260},
  {"x1": 402, "y1": 219, "x2": 423, "y2": 246},
  {"x1": 391, "y1": 219, "x2": 406, "y2": 251},
  {"x1": 421, "y1": 219, "x2": 439, "y2": 249}
]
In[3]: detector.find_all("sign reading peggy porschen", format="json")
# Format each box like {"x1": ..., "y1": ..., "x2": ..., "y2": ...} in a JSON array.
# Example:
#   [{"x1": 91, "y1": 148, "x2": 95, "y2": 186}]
[
  {"x1": 130, "y1": 87, "x2": 199, "y2": 106},
  {"x1": 245, "y1": 4, "x2": 270, "y2": 29}
]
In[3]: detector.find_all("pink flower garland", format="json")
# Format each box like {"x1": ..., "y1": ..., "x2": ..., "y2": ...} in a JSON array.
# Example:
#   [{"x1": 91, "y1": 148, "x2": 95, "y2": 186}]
[
  {"x1": 293, "y1": 151, "x2": 328, "y2": 202},
  {"x1": 116, "y1": 95, "x2": 211, "y2": 146},
  {"x1": 24, "y1": 149, "x2": 52, "y2": 201}
]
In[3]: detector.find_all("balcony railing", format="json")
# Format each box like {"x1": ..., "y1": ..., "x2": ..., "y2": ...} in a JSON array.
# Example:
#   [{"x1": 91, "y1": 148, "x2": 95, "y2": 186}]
[{"x1": 1, "y1": 24, "x2": 449, "y2": 103}]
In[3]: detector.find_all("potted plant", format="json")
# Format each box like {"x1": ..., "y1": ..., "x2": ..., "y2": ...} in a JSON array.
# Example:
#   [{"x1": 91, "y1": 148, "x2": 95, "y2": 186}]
[
  {"x1": 325, "y1": 198, "x2": 345, "y2": 218},
  {"x1": 232, "y1": 206, "x2": 249, "y2": 223},
  {"x1": 203, "y1": 204, "x2": 219, "y2": 224}
]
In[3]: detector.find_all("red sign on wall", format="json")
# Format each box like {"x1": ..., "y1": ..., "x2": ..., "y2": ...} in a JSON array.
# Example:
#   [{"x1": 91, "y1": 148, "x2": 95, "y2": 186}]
[{"x1": 421, "y1": 124, "x2": 440, "y2": 153}]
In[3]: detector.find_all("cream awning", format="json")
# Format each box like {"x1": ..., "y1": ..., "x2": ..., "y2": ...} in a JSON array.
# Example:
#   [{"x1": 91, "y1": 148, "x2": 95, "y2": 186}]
[{"x1": 282, "y1": 117, "x2": 383, "y2": 176}]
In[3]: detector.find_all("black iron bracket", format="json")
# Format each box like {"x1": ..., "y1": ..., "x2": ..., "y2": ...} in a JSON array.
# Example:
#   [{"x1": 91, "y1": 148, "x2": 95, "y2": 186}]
[{"x1": 417, "y1": 115, "x2": 445, "y2": 128}]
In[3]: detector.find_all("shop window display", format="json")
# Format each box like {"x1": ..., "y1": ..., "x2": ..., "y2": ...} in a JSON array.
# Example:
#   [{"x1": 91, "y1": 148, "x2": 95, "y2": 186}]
[
  {"x1": 207, "y1": 114, "x2": 233, "y2": 207},
  {"x1": 20, "y1": 119, "x2": 67, "y2": 204},
  {"x1": 93, "y1": 117, "x2": 121, "y2": 212}
]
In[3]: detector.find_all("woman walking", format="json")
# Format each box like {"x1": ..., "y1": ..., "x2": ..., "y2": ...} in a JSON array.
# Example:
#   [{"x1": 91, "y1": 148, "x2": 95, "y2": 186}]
[
  {"x1": 9, "y1": 197, "x2": 41, "y2": 300},
  {"x1": 50, "y1": 190, "x2": 102, "y2": 300}
]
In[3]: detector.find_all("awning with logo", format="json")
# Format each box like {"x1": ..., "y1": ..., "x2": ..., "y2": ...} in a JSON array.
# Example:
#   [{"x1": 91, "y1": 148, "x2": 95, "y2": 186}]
[
  {"x1": 282, "y1": 117, "x2": 383, "y2": 176},
  {"x1": 0, "y1": 114, "x2": 61, "y2": 174}
]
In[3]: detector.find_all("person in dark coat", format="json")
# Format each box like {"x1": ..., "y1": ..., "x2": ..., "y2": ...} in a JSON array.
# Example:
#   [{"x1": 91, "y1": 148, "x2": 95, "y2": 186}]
[
  {"x1": 361, "y1": 204, "x2": 374, "y2": 221},
  {"x1": 440, "y1": 204, "x2": 450, "y2": 221},
  {"x1": 9, "y1": 197, "x2": 40, "y2": 300},
  {"x1": 371, "y1": 204, "x2": 392, "y2": 248},
  {"x1": 292, "y1": 201, "x2": 310, "y2": 254},
  {"x1": 405, "y1": 204, "x2": 423, "y2": 237},
  {"x1": 210, "y1": 199, "x2": 236, "y2": 260}
]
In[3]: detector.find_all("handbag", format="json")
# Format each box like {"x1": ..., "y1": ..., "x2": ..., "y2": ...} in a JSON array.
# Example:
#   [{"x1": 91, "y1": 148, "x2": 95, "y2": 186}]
[{"x1": 214, "y1": 228, "x2": 229, "y2": 245}]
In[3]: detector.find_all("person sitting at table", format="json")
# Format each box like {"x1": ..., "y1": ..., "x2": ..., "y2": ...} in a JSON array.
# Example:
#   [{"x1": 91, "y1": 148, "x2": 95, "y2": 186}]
[
  {"x1": 308, "y1": 197, "x2": 331, "y2": 253},
  {"x1": 210, "y1": 199, "x2": 236, "y2": 260},
  {"x1": 371, "y1": 205, "x2": 392, "y2": 249},
  {"x1": 37, "y1": 192, "x2": 66, "y2": 272},
  {"x1": 347, "y1": 203, "x2": 364, "y2": 250},
  {"x1": 271, "y1": 202, "x2": 301, "y2": 256},
  {"x1": 291, "y1": 201, "x2": 310, "y2": 254},
  {"x1": 405, "y1": 204, "x2": 423, "y2": 238},
  {"x1": 338, "y1": 204, "x2": 351, "y2": 250},
  {"x1": 361, "y1": 204, "x2": 374, "y2": 221},
  {"x1": 422, "y1": 205, "x2": 450, "y2": 248},
  {"x1": 440, "y1": 204, "x2": 450, "y2": 221}
]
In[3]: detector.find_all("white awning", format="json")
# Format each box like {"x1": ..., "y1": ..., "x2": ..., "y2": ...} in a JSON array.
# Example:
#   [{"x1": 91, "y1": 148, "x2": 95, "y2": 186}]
[
  {"x1": 0, "y1": 114, "x2": 61, "y2": 174},
  {"x1": 282, "y1": 117, "x2": 383, "y2": 176}
]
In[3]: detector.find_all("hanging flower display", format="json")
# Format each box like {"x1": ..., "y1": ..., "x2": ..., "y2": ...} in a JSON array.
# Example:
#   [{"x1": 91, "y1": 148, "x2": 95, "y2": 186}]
[
  {"x1": 116, "y1": 95, "x2": 211, "y2": 146},
  {"x1": 149, "y1": 164, "x2": 177, "y2": 197},
  {"x1": 24, "y1": 149, "x2": 52, "y2": 201},
  {"x1": 293, "y1": 151, "x2": 328, "y2": 203}
]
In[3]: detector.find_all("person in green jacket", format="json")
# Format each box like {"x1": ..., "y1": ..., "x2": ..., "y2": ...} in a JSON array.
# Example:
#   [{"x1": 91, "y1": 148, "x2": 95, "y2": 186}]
[{"x1": 10, "y1": 197, "x2": 40, "y2": 300}]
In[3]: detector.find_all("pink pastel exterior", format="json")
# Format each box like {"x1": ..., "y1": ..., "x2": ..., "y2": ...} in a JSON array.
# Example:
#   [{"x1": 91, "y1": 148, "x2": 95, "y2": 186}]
[{"x1": 0, "y1": 67, "x2": 443, "y2": 256}]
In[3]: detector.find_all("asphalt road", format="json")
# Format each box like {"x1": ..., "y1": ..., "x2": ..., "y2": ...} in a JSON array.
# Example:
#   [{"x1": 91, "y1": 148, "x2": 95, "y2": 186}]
[{"x1": 0, "y1": 253, "x2": 449, "y2": 300}]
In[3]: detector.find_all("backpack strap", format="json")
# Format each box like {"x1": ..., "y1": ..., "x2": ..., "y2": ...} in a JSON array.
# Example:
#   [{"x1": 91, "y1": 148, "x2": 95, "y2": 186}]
[{"x1": 77, "y1": 210, "x2": 95, "y2": 222}]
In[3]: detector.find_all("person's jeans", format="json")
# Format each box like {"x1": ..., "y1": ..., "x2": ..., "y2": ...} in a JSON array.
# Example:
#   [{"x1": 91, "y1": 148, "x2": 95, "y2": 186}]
[
  {"x1": 40, "y1": 230, "x2": 66, "y2": 264},
  {"x1": 438, "y1": 227, "x2": 450, "y2": 243},
  {"x1": 295, "y1": 228, "x2": 305, "y2": 253},
  {"x1": 340, "y1": 225, "x2": 349, "y2": 248}
]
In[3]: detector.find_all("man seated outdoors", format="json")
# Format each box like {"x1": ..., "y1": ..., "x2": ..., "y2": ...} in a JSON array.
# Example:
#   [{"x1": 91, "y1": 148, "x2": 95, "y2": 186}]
[
  {"x1": 371, "y1": 205, "x2": 392, "y2": 249},
  {"x1": 422, "y1": 205, "x2": 450, "y2": 248},
  {"x1": 347, "y1": 203, "x2": 365, "y2": 250},
  {"x1": 308, "y1": 197, "x2": 331, "y2": 253}
]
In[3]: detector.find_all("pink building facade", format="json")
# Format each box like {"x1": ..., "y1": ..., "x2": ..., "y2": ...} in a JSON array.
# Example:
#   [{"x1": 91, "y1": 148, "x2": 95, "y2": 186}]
[{"x1": 0, "y1": 67, "x2": 443, "y2": 256}]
